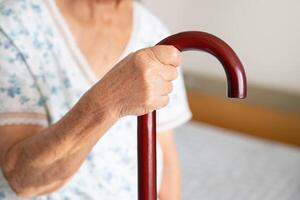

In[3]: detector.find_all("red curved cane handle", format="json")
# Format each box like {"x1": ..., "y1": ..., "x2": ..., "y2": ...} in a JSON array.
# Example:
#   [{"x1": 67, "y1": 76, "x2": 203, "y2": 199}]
[{"x1": 137, "y1": 31, "x2": 247, "y2": 200}]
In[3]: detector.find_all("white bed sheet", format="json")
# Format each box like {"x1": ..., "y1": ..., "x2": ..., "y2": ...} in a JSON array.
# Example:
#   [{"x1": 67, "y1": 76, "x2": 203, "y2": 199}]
[{"x1": 175, "y1": 122, "x2": 300, "y2": 200}]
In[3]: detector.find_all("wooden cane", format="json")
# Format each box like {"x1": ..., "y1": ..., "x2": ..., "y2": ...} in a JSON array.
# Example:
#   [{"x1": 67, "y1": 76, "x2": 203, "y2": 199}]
[{"x1": 137, "y1": 31, "x2": 247, "y2": 200}]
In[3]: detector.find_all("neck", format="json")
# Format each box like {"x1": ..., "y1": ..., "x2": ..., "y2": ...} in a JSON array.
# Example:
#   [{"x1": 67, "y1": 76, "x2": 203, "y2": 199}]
[{"x1": 56, "y1": 0, "x2": 130, "y2": 23}]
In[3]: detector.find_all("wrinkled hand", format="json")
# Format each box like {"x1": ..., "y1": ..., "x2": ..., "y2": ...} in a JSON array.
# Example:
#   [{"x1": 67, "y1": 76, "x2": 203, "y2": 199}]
[{"x1": 89, "y1": 45, "x2": 181, "y2": 119}]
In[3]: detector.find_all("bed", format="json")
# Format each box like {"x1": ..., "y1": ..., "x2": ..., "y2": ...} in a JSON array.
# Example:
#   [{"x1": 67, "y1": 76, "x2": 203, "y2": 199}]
[{"x1": 175, "y1": 122, "x2": 300, "y2": 200}]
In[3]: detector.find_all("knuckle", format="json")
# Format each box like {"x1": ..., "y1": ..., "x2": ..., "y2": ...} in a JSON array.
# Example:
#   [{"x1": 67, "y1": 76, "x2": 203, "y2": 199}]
[
  {"x1": 152, "y1": 45, "x2": 163, "y2": 54},
  {"x1": 169, "y1": 46, "x2": 181, "y2": 64},
  {"x1": 134, "y1": 49, "x2": 157, "y2": 75},
  {"x1": 133, "y1": 49, "x2": 148, "y2": 67},
  {"x1": 136, "y1": 49, "x2": 148, "y2": 58}
]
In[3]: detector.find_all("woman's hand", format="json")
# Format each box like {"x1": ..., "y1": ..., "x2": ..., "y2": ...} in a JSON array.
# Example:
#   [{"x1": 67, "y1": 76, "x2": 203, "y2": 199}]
[{"x1": 88, "y1": 45, "x2": 181, "y2": 119}]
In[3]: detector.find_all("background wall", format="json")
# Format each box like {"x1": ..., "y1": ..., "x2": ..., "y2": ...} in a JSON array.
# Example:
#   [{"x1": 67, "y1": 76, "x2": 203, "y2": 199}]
[{"x1": 144, "y1": 0, "x2": 300, "y2": 94}]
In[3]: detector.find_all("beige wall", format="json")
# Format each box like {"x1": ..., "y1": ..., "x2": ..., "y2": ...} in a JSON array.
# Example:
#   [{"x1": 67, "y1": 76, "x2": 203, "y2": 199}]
[{"x1": 144, "y1": 0, "x2": 300, "y2": 93}]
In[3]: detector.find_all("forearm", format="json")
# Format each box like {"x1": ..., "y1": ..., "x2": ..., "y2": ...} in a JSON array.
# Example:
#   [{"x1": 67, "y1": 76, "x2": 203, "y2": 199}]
[
  {"x1": 2, "y1": 92, "x2": 118, "y2": 197},
  {"x1": 159, "y1": 157, "x2": 181, "y2": 200},
  {"x1": 158, "y1": 131, "x2": 182, "y2": 200},
  {"x1": 159, "y1": 159, "x2": 181, "y2": 200}
]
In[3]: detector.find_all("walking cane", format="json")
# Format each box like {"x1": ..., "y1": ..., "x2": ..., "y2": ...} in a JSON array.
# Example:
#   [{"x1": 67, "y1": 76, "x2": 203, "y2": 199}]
[{"x1": 137, "y1": 31, "x2": 247, "y2": 200}]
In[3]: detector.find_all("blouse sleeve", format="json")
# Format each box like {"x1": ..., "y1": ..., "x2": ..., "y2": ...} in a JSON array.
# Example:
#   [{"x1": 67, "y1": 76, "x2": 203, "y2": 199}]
[
  {"x1": 147, "y1": 18, "x2": 193, "y2": 133},
  {"x1": 0, "y1": 32, "x2": 48, "y2": 127}
]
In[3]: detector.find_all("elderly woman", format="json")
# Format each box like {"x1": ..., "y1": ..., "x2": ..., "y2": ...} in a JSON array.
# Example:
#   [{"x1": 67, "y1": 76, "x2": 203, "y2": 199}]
[{"x1": 0, "y1": 0, "x2": 191, "y2": 199}]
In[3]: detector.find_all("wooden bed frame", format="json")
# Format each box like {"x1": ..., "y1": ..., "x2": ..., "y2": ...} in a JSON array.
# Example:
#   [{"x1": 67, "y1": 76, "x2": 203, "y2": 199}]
[{"x1": 185, "y1": 73, "x2": 300, "y2": 147}]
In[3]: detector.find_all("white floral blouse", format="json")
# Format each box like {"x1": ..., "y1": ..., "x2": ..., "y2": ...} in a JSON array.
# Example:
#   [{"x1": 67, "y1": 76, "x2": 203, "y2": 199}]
[{"x1": 0, "y1": 0, "x2": 192, "y2": 199}]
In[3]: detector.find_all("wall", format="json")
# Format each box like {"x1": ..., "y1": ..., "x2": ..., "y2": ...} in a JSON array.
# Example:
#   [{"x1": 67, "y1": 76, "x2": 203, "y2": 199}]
[{"x1": 144, "y1": 0, "x2": 300, "y2": 94}]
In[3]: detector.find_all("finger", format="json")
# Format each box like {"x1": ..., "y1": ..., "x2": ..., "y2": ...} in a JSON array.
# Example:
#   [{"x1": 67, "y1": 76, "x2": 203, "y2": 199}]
[
  {"x1": 152, "y1": 75, "x2": 173, "y2": 95},
  {"x1": 155, "y1": 95, "x2": 170, "y2": 109},
  {"x1": 157, "y1": 81, "x2": 173, "y2": 96},
  {"x1": 162, "y1": 82, "x2": 173, "y2": 95},
  {"x1": 159, "y1": 65, "x2": 178, "y2": 81},
  {"x1": 150, "y1": 45, "x2": 181, "y2": 67}
]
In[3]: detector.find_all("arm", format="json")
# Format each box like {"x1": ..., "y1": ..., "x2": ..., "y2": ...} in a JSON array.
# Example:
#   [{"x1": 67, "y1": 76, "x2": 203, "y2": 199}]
[
  {"x1": 0, "y1": 88, "x2": 118, "y2": 197},
  {"x1": 158, "y1": 130, "x2": 182, "y2": 200},
  {"x1": 0, "y1": 46, "x2": 181, "y2": 198}
]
